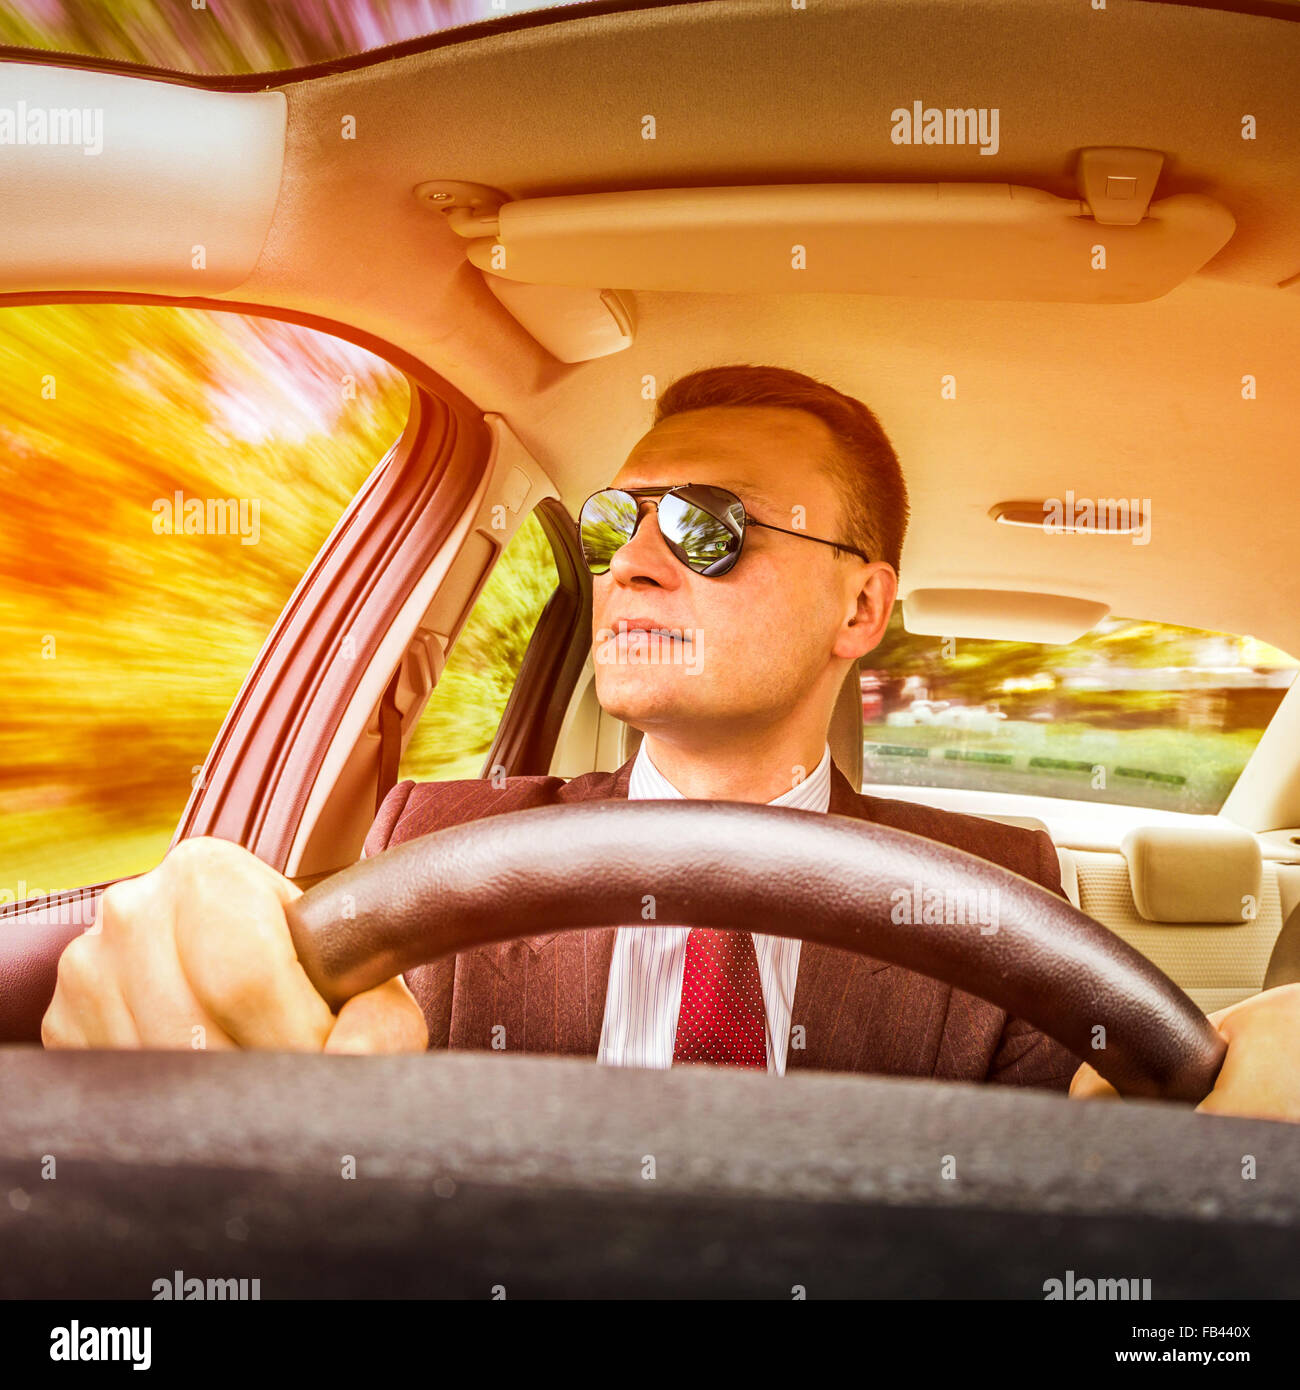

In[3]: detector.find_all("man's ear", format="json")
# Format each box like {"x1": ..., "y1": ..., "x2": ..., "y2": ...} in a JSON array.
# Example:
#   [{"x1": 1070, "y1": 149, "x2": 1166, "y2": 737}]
[{"x1": 834, "y1": 563, "x2": 897, "y2": 661}]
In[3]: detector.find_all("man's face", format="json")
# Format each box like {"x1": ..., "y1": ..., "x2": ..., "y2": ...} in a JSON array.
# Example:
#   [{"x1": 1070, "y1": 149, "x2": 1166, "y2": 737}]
[{"x1": 591, "y1": 405, "x2": 871, "y2": 740}]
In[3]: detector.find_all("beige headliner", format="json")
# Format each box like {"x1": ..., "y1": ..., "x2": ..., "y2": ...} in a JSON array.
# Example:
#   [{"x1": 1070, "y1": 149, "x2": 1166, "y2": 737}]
[
  {"x1": 236, "y1": 0, "x2": 1300, "y2": 651},
  {"x1": 4, "y1": 0, "x2": 1300, "y2": 652}
]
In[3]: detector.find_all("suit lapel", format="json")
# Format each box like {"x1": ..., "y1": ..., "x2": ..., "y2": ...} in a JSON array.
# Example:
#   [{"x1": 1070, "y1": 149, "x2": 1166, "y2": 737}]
[
  {"x1": 572, "y1": 759, "x2": 631, "y2": 1051},
  {"x1": 786, "y1": 764, "x2": 901, "y2": 1075},
  {"x1": 520, "y1": 758, "x2": 633, "y2": 953},
  {"x1": 505, "y1": 759, "x2": 632, "y2": 1055}
]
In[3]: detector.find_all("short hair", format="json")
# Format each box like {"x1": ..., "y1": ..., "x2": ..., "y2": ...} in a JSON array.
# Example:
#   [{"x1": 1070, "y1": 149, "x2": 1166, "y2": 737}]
[{"x1": 653, "y1": 365, "x2": 908, "y2": 573}]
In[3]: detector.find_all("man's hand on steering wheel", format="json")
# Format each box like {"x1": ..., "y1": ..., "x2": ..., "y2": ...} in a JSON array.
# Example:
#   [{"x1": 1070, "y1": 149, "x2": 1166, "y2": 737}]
[
  {"x1": 1070, "y1": 981, "x2": 1300, "y2": 1124},
  {"x1": 40, "y1": 837, "x2": 427, "y2": 1055},
  {"x1": 43, "y1": 805, "x2": 1299, "y2": 1126}
]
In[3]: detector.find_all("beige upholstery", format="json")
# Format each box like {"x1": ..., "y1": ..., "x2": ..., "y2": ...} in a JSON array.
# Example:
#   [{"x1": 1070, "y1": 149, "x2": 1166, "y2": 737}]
[
  {"x1": 973, "y1": 817, "x2": 1276, "y2": 1010},
  {"x1": 1120, "y1": 822, "x2": 1262, "y2": 924},
  {"x1": 1073, "y1": 849, "x2": 1282, "y2": 1014},
  {"x1": 902, "y1": 588, "x2": 1110, "y2": 643},
  {"x1": 0, "y1": 65, "x2": 286, "y2": 295},
  {"x1": 1056, "y1": 848, "x2": 1081, "y2": 910},
  {"x1": 459, "y1": 183, "x2": 1234, "y2": 304}
]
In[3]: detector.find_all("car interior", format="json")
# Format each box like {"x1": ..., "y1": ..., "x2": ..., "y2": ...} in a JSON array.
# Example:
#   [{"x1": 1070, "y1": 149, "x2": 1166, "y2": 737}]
[{"x1": 3, "y1": 0, "x2": 1300, "y2": 1300}]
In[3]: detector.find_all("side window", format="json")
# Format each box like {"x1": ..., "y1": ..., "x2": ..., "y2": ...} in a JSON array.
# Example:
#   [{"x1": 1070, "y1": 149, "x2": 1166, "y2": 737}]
[
  {"x1": 861, "y1": 608, "x2": 1297, "y2": 813},
  {"x1": 399, "y1": 512, "x2": 560, "y2": 782},
  {"x1": 0, "y1": 305, "x2": 408, "y2": 899}
]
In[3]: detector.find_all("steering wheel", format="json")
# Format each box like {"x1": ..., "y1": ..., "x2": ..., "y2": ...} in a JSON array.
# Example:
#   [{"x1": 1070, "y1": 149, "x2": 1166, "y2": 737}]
[{"x1": 285, "y1": 800, "x2": 1226, "y2": 1102}]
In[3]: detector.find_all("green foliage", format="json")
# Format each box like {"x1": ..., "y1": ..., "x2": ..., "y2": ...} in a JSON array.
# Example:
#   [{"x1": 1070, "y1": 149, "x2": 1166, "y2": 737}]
[
  {"x1": 864, "y1": 722, "x2": 1264, "y2": 813},
  {"x1": 400, "y1": 515, "x2": 558, "y2": 782}
]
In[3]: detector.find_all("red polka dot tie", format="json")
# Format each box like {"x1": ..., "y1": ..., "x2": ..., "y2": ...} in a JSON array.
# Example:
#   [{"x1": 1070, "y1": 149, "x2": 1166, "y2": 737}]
[{"x1": 672, "y1": 928, "x2": 768, "y2": 1069}]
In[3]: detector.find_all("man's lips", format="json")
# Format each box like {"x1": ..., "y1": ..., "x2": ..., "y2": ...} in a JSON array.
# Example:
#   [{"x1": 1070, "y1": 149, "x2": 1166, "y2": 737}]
[{"x1": 604, "y1": 619, "x2": 689, "y2": 640}]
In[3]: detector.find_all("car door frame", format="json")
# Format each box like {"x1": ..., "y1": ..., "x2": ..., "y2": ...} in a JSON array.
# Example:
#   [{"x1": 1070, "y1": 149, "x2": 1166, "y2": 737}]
[{"x1": 0, "y1": 292, "x2": 505, "y2": 1039}]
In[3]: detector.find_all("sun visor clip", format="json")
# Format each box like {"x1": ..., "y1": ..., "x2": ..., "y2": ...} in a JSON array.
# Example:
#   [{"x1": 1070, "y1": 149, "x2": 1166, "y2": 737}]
[
  {"x1": 414, "y1": 179, "x2": 506, "y2": 237},
  {"x1": 1076, "y1": 148, "x2": 1164, "y2": 227}
]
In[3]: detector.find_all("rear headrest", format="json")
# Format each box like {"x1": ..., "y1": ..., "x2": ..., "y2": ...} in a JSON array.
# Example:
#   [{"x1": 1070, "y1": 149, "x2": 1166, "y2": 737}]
[{"x1": 1120, "y1": 822, "x2": 1262, "y2": 924}]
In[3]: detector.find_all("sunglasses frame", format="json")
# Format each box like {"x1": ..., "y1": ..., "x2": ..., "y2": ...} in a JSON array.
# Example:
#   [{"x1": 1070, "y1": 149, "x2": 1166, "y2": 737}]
[{"x1": 579, "y1": 483, "x2": 873, "y2": 577}]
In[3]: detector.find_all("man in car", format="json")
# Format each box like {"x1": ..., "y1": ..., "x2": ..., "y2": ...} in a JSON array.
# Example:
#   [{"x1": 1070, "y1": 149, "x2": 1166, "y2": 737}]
[{"x1": 43, "y1": 366, "x2": 1300, "y2": 1120}]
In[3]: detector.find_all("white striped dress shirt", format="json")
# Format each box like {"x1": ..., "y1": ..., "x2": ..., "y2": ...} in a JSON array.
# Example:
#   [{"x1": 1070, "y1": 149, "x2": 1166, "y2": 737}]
[{"x1": 596, "y1": 740, "x2": 833, "y2": 1075}]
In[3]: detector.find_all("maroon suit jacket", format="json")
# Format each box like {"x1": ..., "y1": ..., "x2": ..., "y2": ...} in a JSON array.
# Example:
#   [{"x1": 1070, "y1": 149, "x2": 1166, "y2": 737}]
[{"x1": 364, "y1": 757, "x2": 1080, "y2": 1091}]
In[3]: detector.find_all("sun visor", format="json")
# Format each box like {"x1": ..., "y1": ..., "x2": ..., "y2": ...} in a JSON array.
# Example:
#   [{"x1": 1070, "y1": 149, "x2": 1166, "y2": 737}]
[
  {"x1": 481, "y1": 275, "x2": 635, "y2": 362},
  {"x1": 457, "y1": 183, "x2": 1235, "y2": 304},
  {"x1": 902, "y1": 589, "x2": 1110, "y2": 643},
  {"x1": 0, "y1": 63, "x2": 285, "y2": 295}
]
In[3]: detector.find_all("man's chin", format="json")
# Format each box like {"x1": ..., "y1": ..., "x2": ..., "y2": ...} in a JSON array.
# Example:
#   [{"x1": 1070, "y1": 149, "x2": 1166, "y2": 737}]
[{"x1": 594, "y1": 665, "x2": 706, "y2": 727}]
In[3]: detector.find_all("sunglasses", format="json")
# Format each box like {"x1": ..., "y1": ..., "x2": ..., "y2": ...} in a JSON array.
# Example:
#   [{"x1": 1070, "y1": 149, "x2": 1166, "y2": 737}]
[{"x1": 579, "y1": 484, "x2": 872, "y2": 578}]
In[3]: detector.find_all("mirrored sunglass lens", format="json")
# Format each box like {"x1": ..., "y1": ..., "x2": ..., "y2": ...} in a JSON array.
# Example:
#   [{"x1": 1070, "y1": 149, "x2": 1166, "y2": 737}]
[
  {"x1": 659, "y1": 489, "x2": 743, "y2": 573},
  {"x1": 580, "y1": 490, "x2": 640, "y2": 572}
]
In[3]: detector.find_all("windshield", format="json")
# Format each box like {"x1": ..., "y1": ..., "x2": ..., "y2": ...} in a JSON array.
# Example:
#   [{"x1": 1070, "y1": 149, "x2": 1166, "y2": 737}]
[
  {"x1": 0, "y1": 0, "x2": 619, "y2": 74},
  {"x1": 861, "y1": 610, "x2": 1298, "y2": 815}
]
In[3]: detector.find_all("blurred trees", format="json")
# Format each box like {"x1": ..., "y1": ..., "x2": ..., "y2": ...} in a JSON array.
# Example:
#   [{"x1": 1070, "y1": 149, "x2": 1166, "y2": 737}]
[
  {"x1": 0, "y1": 0, "x2": 515, "y2": 75},
  {"x1": 0, "y1": 305, "x2": 406, "y2": 890},
  {"x1": 868, "y1": 610, "x2": 1293, "y2": 727},
  {"x1": 401, "y1": 514, "x2": 558, "y2": 782}
]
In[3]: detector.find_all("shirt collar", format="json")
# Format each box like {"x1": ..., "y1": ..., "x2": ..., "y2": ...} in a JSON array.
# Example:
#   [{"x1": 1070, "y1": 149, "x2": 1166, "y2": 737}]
[{"x1": 628, "y1": 738, "x2": 833, "y2": 813}]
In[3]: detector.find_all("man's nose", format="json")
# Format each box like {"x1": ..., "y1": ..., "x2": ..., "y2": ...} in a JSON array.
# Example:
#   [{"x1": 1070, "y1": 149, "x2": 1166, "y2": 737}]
[{"x1": 607, "y1": 500, "x2": 682, "y2": 585}]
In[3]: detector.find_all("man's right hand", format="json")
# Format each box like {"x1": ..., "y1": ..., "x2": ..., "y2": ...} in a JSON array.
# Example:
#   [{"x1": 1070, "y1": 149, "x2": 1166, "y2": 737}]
[{"x1": 41, "y1": 836, "x2": 428, "y2": 1054}]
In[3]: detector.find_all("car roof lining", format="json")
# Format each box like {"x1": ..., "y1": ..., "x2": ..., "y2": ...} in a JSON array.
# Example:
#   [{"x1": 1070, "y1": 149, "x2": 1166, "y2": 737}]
[{"x1": 236, "y1": 0, "x2": 1300, "y2": 647}]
